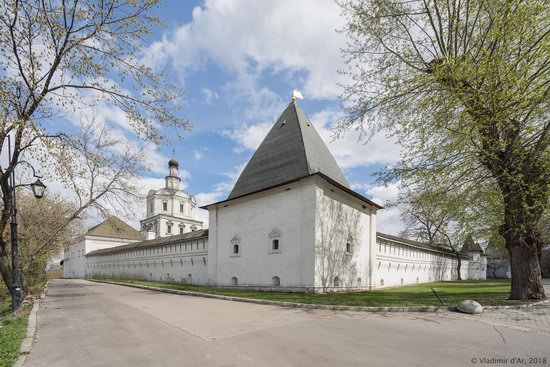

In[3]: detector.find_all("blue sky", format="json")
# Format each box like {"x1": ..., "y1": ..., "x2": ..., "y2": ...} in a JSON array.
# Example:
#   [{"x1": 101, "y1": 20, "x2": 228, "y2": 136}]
[
  {"x1": 36, "y1": 0, "x2": 402, "y2": 233},
  {"x1": 128, "y1": 0, "x2": 404, "y2": 233}
]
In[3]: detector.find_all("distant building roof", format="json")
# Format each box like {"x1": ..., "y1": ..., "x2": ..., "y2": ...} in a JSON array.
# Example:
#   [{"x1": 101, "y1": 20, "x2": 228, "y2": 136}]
[
  {"x1": 86, "y1": 229, "x2": 208, "y2": 256},
  {"x1": 84, "y1": 217, "x2": 144, "y2": 241},
  {"x1": 227, "y1": 100, "x2": 350, "y2": 200},
  {"x1": 460, "y1": 235, "x2": 484, "y2": 253}
]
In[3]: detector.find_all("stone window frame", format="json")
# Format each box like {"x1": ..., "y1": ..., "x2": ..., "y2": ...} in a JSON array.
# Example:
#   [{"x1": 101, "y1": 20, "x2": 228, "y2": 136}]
[
  {"x1": 345, "y1": 235, "x2": 354, "y2": 256},
  {"x1": 268, "y1": 228, "x2": 282, "y2": 254},
  {"x1": 162, "y1": 201, "x2": 168, "y2": 211},
  {"x1": 230, "y1": 235, "x2": 241, "y2": 257}
]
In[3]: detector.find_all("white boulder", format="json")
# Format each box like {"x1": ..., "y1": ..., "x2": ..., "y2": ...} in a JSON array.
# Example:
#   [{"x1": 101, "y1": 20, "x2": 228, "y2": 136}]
[{"x1": 456, "y1": 300, "x2": 483, "y2": 314}]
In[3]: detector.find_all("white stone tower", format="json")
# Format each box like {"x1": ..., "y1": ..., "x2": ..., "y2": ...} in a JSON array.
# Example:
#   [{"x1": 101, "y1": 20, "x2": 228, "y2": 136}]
[{"x1": 140, "y1": 156, "x2": 203, "y2": 239}]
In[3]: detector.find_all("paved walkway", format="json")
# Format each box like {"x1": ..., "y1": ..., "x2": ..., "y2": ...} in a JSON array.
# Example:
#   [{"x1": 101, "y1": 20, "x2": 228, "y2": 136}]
[
  {"x1": 463, "y1": 281, "x2": 550, "y2": 336},
  {"x1": 24, "y1": 279, "x2": 550, "y2": 367}
]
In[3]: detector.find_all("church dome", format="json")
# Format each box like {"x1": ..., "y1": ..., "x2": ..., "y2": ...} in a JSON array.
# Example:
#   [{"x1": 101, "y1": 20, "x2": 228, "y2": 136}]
[{"x1": 168, "y1": 158, "x2": 179, "y2": 168}]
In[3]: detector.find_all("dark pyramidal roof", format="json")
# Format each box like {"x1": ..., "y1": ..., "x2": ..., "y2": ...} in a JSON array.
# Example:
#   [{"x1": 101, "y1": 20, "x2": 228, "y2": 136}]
[
  {"x1": 228, "y1": 100, "x2": 350, "y2": 199},
  {"x1": 460, "y1": 235, "x2": 484, "y2": 253}
]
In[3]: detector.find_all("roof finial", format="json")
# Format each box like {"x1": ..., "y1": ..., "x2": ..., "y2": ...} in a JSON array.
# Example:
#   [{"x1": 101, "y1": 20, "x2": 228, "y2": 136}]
[
  {"x1": 172, "y1": 148, "x2": 175, "y2": 159},
  {"x1": 292, "y1": 89, "x2": 304, "y2": 102}
]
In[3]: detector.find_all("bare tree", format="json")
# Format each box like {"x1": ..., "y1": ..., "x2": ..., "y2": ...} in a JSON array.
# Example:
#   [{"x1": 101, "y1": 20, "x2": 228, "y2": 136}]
[
  {"x1": 0, "y1": 0, "x2": 189, "y2": 307},
  {"x1": 401, "y1": 188, "x2": 469, "y2": 279}
]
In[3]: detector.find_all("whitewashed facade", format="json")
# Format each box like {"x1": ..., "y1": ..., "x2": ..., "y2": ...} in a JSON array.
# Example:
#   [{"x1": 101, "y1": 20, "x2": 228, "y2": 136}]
[
  {"x1": 63, "y1": 217, "x2": 143, "y2": 279},
  {"x1": 70, "y1": 100, "x2": 487, "y2": 291},
  {"x1": 140, "y1": 158, "x2": 202, "y2": 239},
  {"x1": 86, "y1": 230, "x2": 208, "y2": 284}
]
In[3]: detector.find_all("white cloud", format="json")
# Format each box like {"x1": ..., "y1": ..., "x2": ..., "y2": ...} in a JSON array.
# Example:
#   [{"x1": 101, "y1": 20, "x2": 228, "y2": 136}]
[
  {"x1": 376, "y1": 207, "x2": 405, "y2": 235},
  {"x1": 310, "y1": 109, "x2": 401, "y2": 170},
  {"x1": 201, "y1": 88, "x2": 218, "y2": 104},
  {"x1": 194, "y1": 162, "x2": 248, "y2": 226},
  {"x1": 365, "y1": 181, "x2": 401, "y2": 207},
  {"x1": 223, "y1": 121, "x2": 272, "y2": 153},
  {"x1": 144, "y1": 0, "x2": 348, "y2": 101},
  {"x1": 360, "y1": 181, "x2": 404, "y2": 236},
  {"x1": 193, "y1": 150, "x2": 204, "y2": 161},
  {"x1": 223, "y1": 107, "x2": 401, "y2": 169}
]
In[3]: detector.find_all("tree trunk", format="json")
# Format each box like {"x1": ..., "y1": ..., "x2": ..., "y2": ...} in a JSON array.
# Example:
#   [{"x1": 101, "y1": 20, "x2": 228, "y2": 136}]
[
  {"x1": 0, "y1": 245, "x2": 12, "y2": 296},
  {"x1": 508, "y1": 240, "x2": 545, "y2": 300},
  {"x1": 503, "y1": 197, "x2": 546, "y2": 300},
  {"x1": 456, "y1": 254, "x2": 462, "y2": 280}
]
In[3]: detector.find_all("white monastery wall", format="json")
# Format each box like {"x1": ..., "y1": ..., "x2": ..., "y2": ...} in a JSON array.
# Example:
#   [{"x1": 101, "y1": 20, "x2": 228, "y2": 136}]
[
  {"x1": 466, "y1": 252, "x2": 487, "y2": 280},
  {"x1": 374, "y1": 237, "x2": 471, "y2": 288},
  {"x1": 63, "y1": 236, "x2": 140, "y2": 279},
  {"x1": 313, "y1": 177, "x2": 377, "y2": 291},
  {"x1": 86, "y1": 236, "x2": 208, "y2": 284},
  {"x1": 207, "y1": 178, "x2": 317, "y2": 290}
]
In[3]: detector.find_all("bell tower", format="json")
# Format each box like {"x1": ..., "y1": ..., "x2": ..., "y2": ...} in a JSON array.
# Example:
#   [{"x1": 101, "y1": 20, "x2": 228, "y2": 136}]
[
  {"x1": 140, "y1": 152, "x2": 203, "y2": 239},
  {"x1": 165, "y1": 150, "x2": 181, "y2": 190}
]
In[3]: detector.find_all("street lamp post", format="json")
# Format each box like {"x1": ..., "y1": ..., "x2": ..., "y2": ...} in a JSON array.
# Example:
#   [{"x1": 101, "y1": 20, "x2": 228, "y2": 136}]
[{"x1": 6, "y1": 136, "x2": 46, "y2": 311}]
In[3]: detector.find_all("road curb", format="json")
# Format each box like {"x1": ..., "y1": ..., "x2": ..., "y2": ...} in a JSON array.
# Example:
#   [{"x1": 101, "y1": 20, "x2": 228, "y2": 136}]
[
  {"x1": 88, "y1": 279, "x2": 453, "y2": 313},
  {"x1": 14, "y1": 281, "x2": 49, "y2": 367},
  {"x1": 89, "y1": 279, "x2": 549, "y2": 313}
]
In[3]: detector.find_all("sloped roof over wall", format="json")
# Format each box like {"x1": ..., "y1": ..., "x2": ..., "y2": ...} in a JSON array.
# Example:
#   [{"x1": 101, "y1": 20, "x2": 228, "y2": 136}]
[
  {"x1": 228, "y1": 100, "x2": 350, "y2": 199},
  {"x1": 86, "y1": 229, "x2": 208, "y2": 256},
  {"x1": 85, "y1": 216, "x2": 144, "y2": 241},
  {"x1": 377, "y1": 232, "x2": 470, "y2": 258}
]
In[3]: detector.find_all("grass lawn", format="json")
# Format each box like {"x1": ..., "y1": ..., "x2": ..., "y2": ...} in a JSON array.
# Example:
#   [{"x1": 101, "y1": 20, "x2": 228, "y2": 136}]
[
  {"x1": 0, "y1": 280, "x2": 47, "y2": 367},
  {"x1": 93, "y1": 277, "x2": 518, "y2": 307}
]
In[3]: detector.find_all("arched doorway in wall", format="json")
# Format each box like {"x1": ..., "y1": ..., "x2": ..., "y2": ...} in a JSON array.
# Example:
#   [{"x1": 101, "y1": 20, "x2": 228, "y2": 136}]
[
  {"x1": 272, "y1": 276, "x2": 280, "y2": 287},
  {"x1": 333, "y1": 276, "x2": 340, "y2": 287},
  {"x1": 231, "y1": 277, "x2": 238, "y2": 286}
]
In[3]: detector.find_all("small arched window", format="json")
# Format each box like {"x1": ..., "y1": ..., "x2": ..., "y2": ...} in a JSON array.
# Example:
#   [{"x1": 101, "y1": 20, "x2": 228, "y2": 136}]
[
  {"x1": 231, "y1": 277, "x2": 238, "y2": 286},
  {"x1": 231, "y1": 235, "x2": 241, "y2": 256},
  {"x1": 272, "y1": 276, "x2": 280, "y2": 287},
  {"x1": 345, "y1": 242, "x2": 352, "y2": 254},
  {"x1": 268, "y1": 228, "x2": 282, "y2": 253},
  {"x1": 333, "y1": 276, "x2": 340, "y2": 287}
]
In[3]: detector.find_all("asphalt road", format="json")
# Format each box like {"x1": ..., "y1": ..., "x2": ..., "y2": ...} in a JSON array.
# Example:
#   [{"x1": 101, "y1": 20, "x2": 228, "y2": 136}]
[{"x1": 24, "y1": 279, "x2": 550, "y2": 367}]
